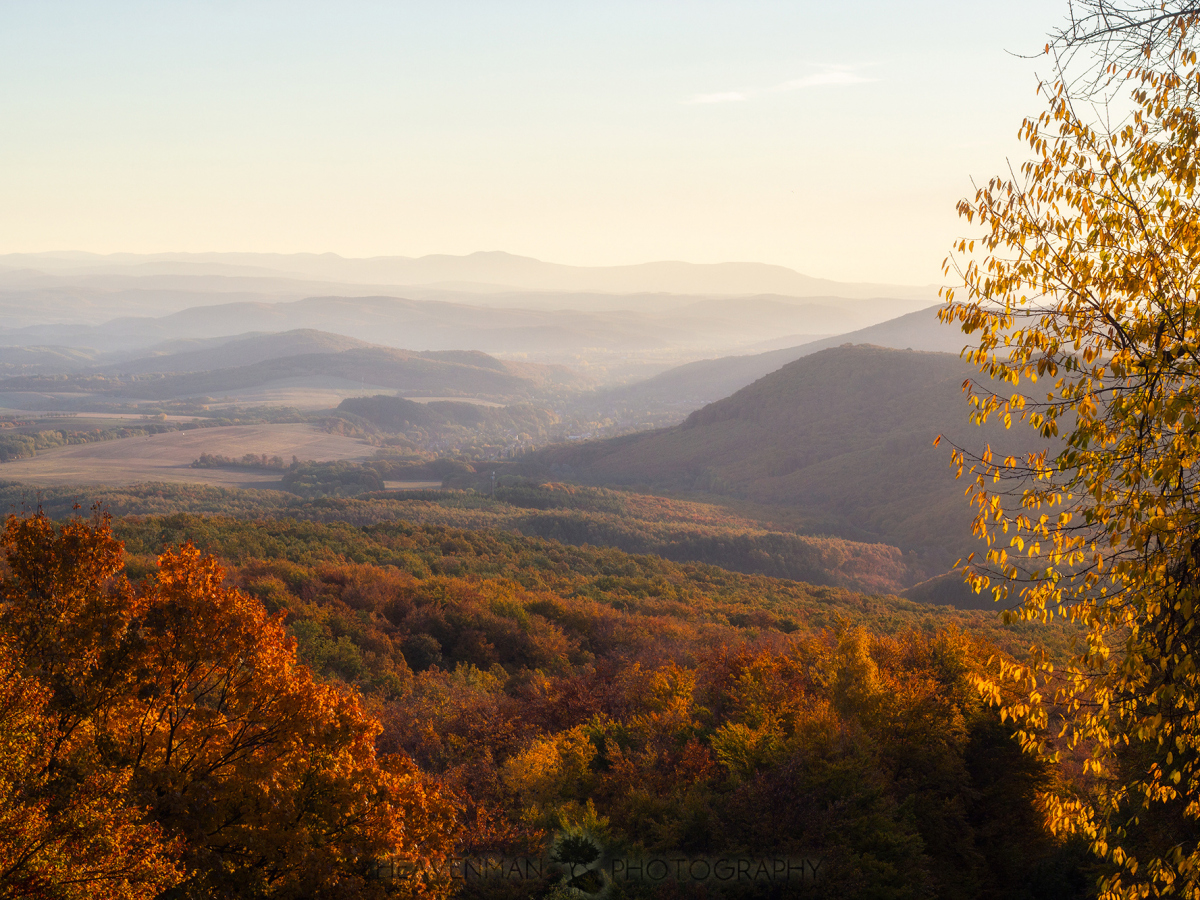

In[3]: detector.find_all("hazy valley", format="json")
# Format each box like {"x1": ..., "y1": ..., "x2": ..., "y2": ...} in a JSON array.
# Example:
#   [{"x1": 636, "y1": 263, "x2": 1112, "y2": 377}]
[
  {"x1": 0, "y1": 251, "x2": 1019, "y2": 612},
  {"x1": 0, "y1": 249, "x2": 1093, "y2": 900}
]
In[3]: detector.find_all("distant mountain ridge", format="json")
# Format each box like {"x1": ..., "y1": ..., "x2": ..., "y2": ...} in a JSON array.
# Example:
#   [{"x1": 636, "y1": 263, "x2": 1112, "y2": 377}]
[
  {"x1": 0, "y1": 250, "x2": 940, "y2": 301},
  {"x1": 0, "y1": 293, "x2": 928, "y2": 364},
  {"x1": 98, "y1": 330, "x2": 377, "y2": 376},
  {"x1": 0, "y1": 345, "x2": 585, "y2": 404},
  {"x1": 600, "y1": 305, "x2": 960, "y2": 413}
]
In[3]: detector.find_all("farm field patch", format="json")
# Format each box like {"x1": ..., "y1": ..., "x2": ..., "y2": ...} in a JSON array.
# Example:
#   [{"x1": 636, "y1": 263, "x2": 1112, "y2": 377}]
[
  {"x1": 190, "y1": 376, "x2": 396, "y2": 409},
  {"x1": 0, "y1": 423, "x2": 374, "y2": 488}
]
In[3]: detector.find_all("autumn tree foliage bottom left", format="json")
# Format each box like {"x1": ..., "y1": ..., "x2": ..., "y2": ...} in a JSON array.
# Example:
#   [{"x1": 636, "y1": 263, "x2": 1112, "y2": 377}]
[{"x1": 0, "y1": 511, "x2": 459, "y2": 900}]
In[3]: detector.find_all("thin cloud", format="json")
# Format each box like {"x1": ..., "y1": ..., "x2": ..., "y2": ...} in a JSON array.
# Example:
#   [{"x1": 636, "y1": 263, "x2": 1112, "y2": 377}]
[{"x1": 687, "y1": 65, "x2": 875, "y2": 105}]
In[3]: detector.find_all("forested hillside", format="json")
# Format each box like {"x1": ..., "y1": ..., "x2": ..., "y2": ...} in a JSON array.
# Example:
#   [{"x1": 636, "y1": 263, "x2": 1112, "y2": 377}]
[
  {"x1": 535, "y1": 345, "x2": 1042, "y2": 566},
  {"x1": 594, "y1": 305, "x2": 959, "y2": 414},
  {"x1": 0, "y1": 480, "x2": 939, "y2": 596},
  {"x1": 0, "y1": 509, "x2": 1087, "y2": 898},
  {"x1": 0, "y1": 346, "x2": 584, "y2": 405}
]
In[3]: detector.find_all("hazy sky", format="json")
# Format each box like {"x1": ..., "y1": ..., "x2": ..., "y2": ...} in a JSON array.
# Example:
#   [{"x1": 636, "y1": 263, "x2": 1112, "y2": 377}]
[{"x1": 0, "y1": 1, "x2": 1064, "y2": 284}]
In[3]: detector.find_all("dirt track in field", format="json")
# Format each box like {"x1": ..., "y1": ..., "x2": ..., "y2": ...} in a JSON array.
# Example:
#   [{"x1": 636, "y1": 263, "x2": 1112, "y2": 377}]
[{"x1": 0, "y1": 424, "x2": 375, "y2": 488}]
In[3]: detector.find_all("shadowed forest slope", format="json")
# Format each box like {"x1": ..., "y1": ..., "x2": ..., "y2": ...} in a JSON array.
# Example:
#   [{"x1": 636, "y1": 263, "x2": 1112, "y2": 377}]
[
  {"x1": 597, "y1": 305, "x2": 966, "y2": 414},
  {"x1": 536, "y1": 345, "x2": 1041, "y2": 566}
]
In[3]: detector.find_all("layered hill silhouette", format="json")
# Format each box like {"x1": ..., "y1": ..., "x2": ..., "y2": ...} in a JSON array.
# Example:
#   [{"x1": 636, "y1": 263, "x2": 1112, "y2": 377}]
[
  {"x1": 99, "y1": 330, "x2": 377, "y2": 376},
  {"x1": 0, "y1": 345, "x2": 107, "y2": 371},
  {"x1": 0, "y1": 346, "x2": 584, "y2": 403},
  {"x1": 536, "y1": 344, "x2": 1042, "y2": 569},
  {"x1": 0, "y1": 253, "x2": 935, "y2": 377},
  {"x1": 597, "y1": 305, "x2": 965, "y2": 413},
  {"x1": 0, "y1": 293, "x2": 924, "y2": 365},
  {"x1": 0, "y1": 330, "x2": 376, "y2": 375},
  {"x1": 0, "y1": 250, "x2": 939, "y2": 300}
]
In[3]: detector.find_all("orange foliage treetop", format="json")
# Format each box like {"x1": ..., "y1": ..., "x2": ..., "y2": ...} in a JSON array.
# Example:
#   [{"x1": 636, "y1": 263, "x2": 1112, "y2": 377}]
[{"x1": 0, "y1": 511, "x2": 459, "y2": 900}]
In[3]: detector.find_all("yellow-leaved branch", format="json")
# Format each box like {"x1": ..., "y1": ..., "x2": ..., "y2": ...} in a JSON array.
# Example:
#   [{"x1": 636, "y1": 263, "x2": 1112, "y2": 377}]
[{"x1": 945, "y1": 15, "x2": 1200, "y2": 899}]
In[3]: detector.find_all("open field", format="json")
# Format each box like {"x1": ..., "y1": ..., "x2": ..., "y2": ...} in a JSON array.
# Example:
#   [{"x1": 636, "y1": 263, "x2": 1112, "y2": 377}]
[
  {"x1": 0, "y1": 423, "x2": 375, "y2": 488},
  {"x1": 190, "y1": 377, "x2": 398, "y2": 409},
  {"x1": 0, "y1": 385, "x2": 515, "y2": 413},
  {"x1": 198, "y1": 384, "x2": 512, "y2": 409}
]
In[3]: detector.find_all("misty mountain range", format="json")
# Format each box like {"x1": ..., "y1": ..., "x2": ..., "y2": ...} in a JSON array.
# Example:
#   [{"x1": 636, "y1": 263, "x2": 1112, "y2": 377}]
[
  {"x1": 0, "y1": 293, "x2": 905, "y2": 357},
  {"x1": 0, "y1": 252, "x2": 936, "y2": 375},
  {"x1": 0, "y1": 250, "x2": 940, "y2": 300},
  {"x1": 0, "y1": 301, "x2": 962, "y2": 417},
  {"x1": 592, "y1": 306, "x2": 965, "y2": 411}
]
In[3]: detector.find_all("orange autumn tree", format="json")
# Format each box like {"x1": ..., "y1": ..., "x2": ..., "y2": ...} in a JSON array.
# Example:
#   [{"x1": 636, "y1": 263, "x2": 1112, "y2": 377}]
[
  {"x1": 0, "y1": 632, "x2": 179, "y2": 900},
  {"x1": 0, "y1": 512, "x2": 459, "y2": 900}
]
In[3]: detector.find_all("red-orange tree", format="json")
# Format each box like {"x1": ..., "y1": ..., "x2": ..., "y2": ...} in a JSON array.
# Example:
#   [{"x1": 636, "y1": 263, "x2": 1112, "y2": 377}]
[
  {"x1": 0, "y1": 512, "x2": 459, "y2": 900},
  {"x1": 0, "y1": 632, "x2": 179, "y2": 900}
]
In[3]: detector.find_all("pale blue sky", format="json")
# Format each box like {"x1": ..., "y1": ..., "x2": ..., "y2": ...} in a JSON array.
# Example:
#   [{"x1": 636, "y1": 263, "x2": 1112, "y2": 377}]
[{"x1": 0, "y1": 1, "x2": 1064, "y2": 283}]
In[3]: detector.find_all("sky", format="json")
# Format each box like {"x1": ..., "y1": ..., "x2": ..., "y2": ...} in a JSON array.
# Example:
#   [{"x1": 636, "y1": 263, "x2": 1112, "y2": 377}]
[{"x1": 0, "y1": 1, "x2": 1065, "y2": 285}]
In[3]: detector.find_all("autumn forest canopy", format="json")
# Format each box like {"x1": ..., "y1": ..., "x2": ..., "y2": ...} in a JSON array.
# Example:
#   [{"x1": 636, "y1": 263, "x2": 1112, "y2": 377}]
[
  {"x1": 15, "y1": 2, "x2": 1200, "y2": 900},
  {"x1": 0, "y1": 510, "x2": 1089, "y2": 899}
]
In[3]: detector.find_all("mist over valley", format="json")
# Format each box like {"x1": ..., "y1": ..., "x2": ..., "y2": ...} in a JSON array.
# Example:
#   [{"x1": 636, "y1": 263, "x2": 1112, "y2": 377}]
[{"x1": 0, "y1": 251, "x2": 1013, "y2": 611}]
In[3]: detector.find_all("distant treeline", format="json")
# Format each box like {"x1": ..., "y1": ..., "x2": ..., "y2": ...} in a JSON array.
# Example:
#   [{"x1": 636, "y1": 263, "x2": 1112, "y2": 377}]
[
  {"x1": 185, "y1": 455, "x2": 477, "y2": 500},
  {"x1": 191, "y1": 452, "x2": 292, "y2": 470},
  {"x1": 0, "y1": 478, "x2": 989, "y2": 600},
  {"x1": 281, "y1": 461, "x2": 385, "y2": 498}
]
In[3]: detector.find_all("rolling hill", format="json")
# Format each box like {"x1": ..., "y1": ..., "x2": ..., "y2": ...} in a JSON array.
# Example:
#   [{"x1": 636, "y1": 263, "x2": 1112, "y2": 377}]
[
  {"x1": 0, "y1": 330, "x2": 379, "y2": 375},
  {"x1": 0, "y1": 345, "x2": 108, "y2": 371},
  {"x1": 125, "y1": 347, "x2": 585, "y2": 400},
  {"x1": 0, "y1": 346, "x2": 588, "y2": 405},
  {"x1": 98, "y1": 330, "x2": 378, "y2": 376},
  {"x1": 0, "y1": 293, "x2": 929, "y2": 366},
  {"x1": 534, "y1": 344, "x2": 1042, "y2": 570},
  {"x1": 598, "y1": 305, "x2": 964, "y2": 413}
]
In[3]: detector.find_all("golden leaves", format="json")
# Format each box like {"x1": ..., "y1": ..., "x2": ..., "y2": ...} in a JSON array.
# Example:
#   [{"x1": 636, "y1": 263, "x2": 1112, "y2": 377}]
[
  {"x1": 944, "y1": 21, "x2": 1200, "y2": 899},
  {"x1": 0, "y1": 628, "x2": 181, "y2": 900}
]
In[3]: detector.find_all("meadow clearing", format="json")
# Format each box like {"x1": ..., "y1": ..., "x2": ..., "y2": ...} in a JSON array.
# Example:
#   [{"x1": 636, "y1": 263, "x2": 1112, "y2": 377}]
[{"x1": 0, "y1": 423, "x2": 376, "y2": 488}]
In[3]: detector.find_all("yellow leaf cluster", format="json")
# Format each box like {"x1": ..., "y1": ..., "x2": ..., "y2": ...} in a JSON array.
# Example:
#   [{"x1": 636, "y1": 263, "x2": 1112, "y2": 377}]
[{"x1": 944, "y1": 14, "x2": 1200, "y2": 898}]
